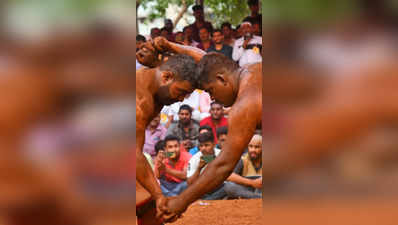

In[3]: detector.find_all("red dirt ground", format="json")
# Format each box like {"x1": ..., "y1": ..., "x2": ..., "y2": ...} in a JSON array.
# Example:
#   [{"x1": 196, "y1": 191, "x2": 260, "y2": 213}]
[{"x1": 171, "y1": 199, "x2": 262, "y2": 225}]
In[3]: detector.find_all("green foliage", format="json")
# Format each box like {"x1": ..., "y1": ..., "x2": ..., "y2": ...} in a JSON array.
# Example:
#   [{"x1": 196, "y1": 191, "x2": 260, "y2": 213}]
[
  {"x1": 139, "y1": 0, "x2": 251, "y2": 27},
  {"x1": 140, "y1": 0, "x2": 195, "y2": 21},
  {"x1": 261, "y1": 0, "x2": 357, "y2": 26},
  {"x1": 204, "y1": 0, "x2": 250, "y2": 27},
  {"x1": 10, "y1": 0, "x2": 132, "y2": 20}
]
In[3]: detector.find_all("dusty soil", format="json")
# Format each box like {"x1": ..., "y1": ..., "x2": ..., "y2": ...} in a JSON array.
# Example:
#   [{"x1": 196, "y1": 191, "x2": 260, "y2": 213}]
[{"x1": 171, "y1": 199, "x2": 262, "y2": 225}]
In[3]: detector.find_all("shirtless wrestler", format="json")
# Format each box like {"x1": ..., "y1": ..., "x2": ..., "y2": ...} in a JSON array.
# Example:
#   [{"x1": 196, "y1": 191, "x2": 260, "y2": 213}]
[
  {"x1": 136, "y1": 42, "x2": 204, "y2": 223},
  {"x1": 138, "y1": 37, "x2": 262, "y2": 222}
]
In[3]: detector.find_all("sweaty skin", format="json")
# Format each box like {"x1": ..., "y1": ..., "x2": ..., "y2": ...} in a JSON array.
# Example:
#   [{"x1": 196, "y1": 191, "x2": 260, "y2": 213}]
[
  {"x1": 144, "y1": 38, "x2": 262, "y2": 221},
  {"x1": 135, "y1": 67, "x2": 168, "y2": 219},
  {"x1": 145, "y1": 39, "x2": 262, "y2": 221},
  {"x1": 135, "y1": 42, "x2": 204, "y2": 220},
  {"x1": 166, "y1": 63, "x2": 262, "y2": 218}
]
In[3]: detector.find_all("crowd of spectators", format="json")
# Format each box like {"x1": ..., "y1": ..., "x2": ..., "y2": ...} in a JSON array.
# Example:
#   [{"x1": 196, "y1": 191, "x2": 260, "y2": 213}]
[
  {"x1": 143, "y1": 102, "x2": 262, "y2": 199},
  {"x1": 136, "y1": 0, "x2": 262, "y2": 70}
]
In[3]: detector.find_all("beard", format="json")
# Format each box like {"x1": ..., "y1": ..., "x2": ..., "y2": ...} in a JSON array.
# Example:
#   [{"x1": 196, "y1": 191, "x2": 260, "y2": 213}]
[
  {"x1": 249, "y1": 152, "x2": 260, "y2": 161},
  {"x1": 155, "y1": 85, "x2": 176, "y2": 106}
]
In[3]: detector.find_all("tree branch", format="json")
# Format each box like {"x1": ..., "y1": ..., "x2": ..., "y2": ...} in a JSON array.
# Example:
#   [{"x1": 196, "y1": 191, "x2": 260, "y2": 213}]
[{"x1": 173, "y1": 0, "x2": 188, "y2": 28}]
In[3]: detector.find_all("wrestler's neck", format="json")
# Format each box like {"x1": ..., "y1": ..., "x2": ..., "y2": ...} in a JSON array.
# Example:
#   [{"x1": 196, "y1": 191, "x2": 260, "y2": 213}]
[
  {"x1": 145, "y1": 69, "x2": 161, "y2": 96},
  {"x1": 232, "y1": 68, "x2": 245, "y2": 99}
]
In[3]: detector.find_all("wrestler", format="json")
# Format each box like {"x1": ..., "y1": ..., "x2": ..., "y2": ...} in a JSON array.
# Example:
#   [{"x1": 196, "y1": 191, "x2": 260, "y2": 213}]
[
  {"x1": 144, "y1": 38, "x2": 262, "y2": 221},
  {"x1": 135, "y1": 50, "x2": 200, "y2": 222}
]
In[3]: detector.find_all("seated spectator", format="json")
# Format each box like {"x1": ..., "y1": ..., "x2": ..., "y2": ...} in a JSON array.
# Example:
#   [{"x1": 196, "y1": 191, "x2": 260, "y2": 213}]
[
  {"x1": 136, "y1": 35, "x2": 146, "y2": 51},
  {"x1": 243, "y1": 0, "x2": 262, "y2": 26},
  {"x1": 182, "y1": 26, "x2": 199, "y2": 47},
  {"x1": 197, "y1": 27, "x2": 213, "y2": 51},
  {"x1": 136, "y1": 35, "x2": 146, "y2": 70},
  {"x1": 143, "y1": 115, "x2": 167, "y2": 161},
  {"x1": 216, "y1": 126, "x2": 228, "y2": 150},
  {"x1": 160, "y1": 28, "x2": 169, "y2": 39},
  {"x1": 167, "y1": 104, "x2": 199, "y2": 147},
  {"x1": 187, "y1": 132, "x2": 226, "y2": 200},
  {"x1": 207, "y1": 29, "x2": 233, "y2": 60},
  {"x1": 167, "y1": 89, "x2": 201, "y2": 122},
  {"x1": 154, "y1": 135, "x2": 191, "y2": 196},
  {"x1": 163, "y1": 19, "x2": 176, "y2": 41},
  {"x1": 175, "y1": 31, "x2": 184, "y2": 44},
  {"x1": 232, "y1": 21, "x2": 262, "y2": 67},
  {"x1": 154, "y1": 140, "x2": 165, "y2": 156},
  {"x1": 235, "y1": 24, "x2": 242, "y2": 39},
  {"x1": 224, "y1": 134, "x2": 262, "y2": 199},
  {"x1": 188, "y1": 125, "x2": 213, "y2": 155},
  {"x1": 221, "y1": 22, "x2": 236, "y2": 47},
  {"x1": 252, "y1": 19, "x2": 262, "y2": 37},
  {"x1": 200, "y1": 102, "x2": 228, "y2": 143},
  {"x1": 150, "y1": 27, "x2": 161, "y2": 40},
  {"x1": 188, "y1": 4, "x2": 213, "y2": 43}
]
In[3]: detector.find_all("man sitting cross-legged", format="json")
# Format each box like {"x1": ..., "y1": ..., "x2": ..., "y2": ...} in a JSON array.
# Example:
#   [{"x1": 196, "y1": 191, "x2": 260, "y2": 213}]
[{"x1": 224, "y1": 134, "x2": 263, "y2": 199}]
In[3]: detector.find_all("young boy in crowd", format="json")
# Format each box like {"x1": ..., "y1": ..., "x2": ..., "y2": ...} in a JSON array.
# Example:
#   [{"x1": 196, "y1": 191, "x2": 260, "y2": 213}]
[
  {"x1": 189, "y1": 125, "x2": 213, "y2": 155},
  {"x1": 216, "y1": 126, "x2": 228, "y2": 150},
  {"x1": 187, "y1": 132, "x2": 227, "y2": 200}
]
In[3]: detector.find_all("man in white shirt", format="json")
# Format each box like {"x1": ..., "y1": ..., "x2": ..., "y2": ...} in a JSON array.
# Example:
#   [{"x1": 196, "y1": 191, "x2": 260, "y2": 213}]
[
  {"x1": 232, "y1": 22, "x2": 262, "y2": 67},
  {"x1": 186, "y1": 132, "x2": 225, "y2": 200}
]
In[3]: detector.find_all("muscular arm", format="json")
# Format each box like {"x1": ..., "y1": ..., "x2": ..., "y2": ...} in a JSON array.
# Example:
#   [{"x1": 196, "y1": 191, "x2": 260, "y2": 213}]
[
  {"x1": 177, "y1": 99, "x2": 259, "y2": 206},
  {"x1": 164, "y1": 167, "x2": 187, "y2": 181},
  {"x1": 187, "y1": 167, "x2": 201, "y2": 186},
  {"x1": 166, "y1": 42, "x2": 206, "y2": 63}
]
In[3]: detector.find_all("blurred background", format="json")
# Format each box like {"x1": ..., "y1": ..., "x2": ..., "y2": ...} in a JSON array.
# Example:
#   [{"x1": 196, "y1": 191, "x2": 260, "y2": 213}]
[
  {"x1": 261, "y1": 0, "x2": 398, "y2": 224},
  {"x1": 1, "y1": 1, "x2": 135, "y2": 225}
]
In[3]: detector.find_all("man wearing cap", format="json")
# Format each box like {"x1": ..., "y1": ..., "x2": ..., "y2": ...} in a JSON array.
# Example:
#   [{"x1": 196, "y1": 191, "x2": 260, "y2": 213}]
[
  {"x1": 188, "y1": 5, "x2": 214, "y2": 43},
  {"x1": 232, "y1": 21, "x2": 262, "y2": 67}
]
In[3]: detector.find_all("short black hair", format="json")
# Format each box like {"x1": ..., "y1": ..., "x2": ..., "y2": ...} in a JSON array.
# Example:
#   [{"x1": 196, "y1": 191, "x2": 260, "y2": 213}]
[
  {"x1": 179, "y1": 104, "x2": 192, "y2": 114},
  {"x1": 160, "y1": 27, "x2": 168, "y2": 32},
  {"x1": 136, "y1": 35, "x2": 146, "y2": 42},
  {"x1": 221, "y1": 22, "x2": 232, "y2": 30},
  {"x1": 216, "y1": 126, "x2": 228, "y2": 138},
  {"x1": 199, "y1": 27, "x2": 210, "y2": 33},
  {"x1": 211, "y1": 29, "x2": 223, "y2": 37},
  {"x1": 183, "y1": 26, "x2": 191, "y2": 32},
  {"x1": 248, "y1": 0, "x2": 258, "y2": 6},
  {"x1": 192, "y1": 4, "x2": 203, "y2": 11},
  {"x1": 164, "y1": 135, "x2": 180, "y2": 145},
  {"x1": 199, "y1": 125, "x2": 212, "y2": 133},
  {"x1": 198, "y1": 132, "x2": 214, "y2": 143},
  {"x1": 197, "y1": 53, "x2": 239, "y2": 86},
  {"x1": 210, "y1": 101, "x2": 223, "y2": 107},
  {"x1": 155, "y1": 140, "x2": 165, "y2": 154},
  {"x1": 160, "y1": 54, "x2": 198, "y2": 87}
]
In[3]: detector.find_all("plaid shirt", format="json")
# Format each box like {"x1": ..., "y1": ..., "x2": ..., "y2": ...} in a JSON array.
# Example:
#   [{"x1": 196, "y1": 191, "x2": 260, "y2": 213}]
[{"x1": 166, "y1": 120, "x2": 200, "y2": 147}]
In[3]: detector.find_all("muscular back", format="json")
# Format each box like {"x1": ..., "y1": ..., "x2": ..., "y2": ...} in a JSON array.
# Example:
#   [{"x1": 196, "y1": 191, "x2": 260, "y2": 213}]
[{"x1": 234, "y1": 63, "x2": 262, "y2": 127}]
